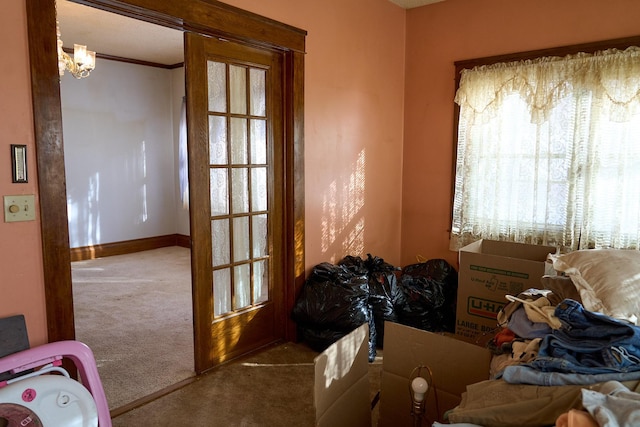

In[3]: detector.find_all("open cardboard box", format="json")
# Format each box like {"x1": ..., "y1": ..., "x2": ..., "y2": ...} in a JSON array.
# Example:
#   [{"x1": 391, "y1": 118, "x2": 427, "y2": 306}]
[
  {"x1": 456, "y1": 239, "x2": 556, "y2": 344},
  {"x1": 314, "y1": 322, "x2": 492, "y2": 427},
  {"x1": 378, "y1": 322, "x2": 492, "y2": 425}
]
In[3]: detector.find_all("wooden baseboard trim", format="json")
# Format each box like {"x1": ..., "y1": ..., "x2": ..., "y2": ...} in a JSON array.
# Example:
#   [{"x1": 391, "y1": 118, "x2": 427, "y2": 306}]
[
  {"x1": 70, "y1": 234, "x2": 191, "y2": 261},
  {"x1": 110, "y1": 375, "x2": 197, "y2": 419},
  {"x1": 175, "y1": 233, "x2": 191, "y2": 249}
]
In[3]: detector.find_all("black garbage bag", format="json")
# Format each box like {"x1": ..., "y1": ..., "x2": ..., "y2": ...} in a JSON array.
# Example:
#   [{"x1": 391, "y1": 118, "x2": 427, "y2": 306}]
[
  {"x1": 363, "y1": 254, "x2": 400, "y2": 347},
  {"x1": 292, "y1": 262, "x2": 369, "y2": 329},
  {"x1": 338, "y1": 254, "x2": 401, "y2": 348},
  {"x1": 298, "y1": 327, "x2": 348, "y2": 354},
  {"x1": 296, "y1": 319, "x2": 378, "y2": 364},
  {"x1": 298, "y1": 318, "x2": 377, "y2": 362},
  {"x1": 292, "y1": 262, "x2": 377, "y2": 361},
  {"x1": 394, "y1": 259, "x2": 457, "y2": 332},
  {"x1": 338, "y1": 255, "x2": 369, "y2": 276}
]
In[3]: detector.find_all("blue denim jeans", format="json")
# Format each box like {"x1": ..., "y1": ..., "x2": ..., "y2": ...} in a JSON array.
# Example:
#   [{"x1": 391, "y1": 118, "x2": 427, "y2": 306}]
[
  {"x1": 502, "y1": 364, "x2": 640, "y2": 386},
  {"x1": 526, "y1": 299, "x2": 640, "y2": 375}
]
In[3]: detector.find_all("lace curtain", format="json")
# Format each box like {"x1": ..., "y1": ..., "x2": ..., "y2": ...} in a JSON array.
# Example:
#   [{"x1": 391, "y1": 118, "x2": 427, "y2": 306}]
[{"x1": 451, "y1": 47, "x2": 640, "y2": 252}]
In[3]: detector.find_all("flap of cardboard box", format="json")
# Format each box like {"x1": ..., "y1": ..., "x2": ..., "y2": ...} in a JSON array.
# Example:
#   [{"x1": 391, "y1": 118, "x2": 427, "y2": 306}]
[
  {"x1": 314, "y1": 323, "x2": 371, "y2": 427},
  {"x1": 378, "y1": 322, "x2": 491, "y2": 426},
  {"x1": 461, "y1": 239, "x2": 556, "y2": 262}
]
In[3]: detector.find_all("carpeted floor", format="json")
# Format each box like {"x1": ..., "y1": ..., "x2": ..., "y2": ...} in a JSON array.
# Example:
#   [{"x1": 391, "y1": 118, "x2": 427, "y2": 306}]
[
  {"x1": 111, "y1": 341, "x2": 382, "y2": 426},
  {"x1": 72, "y1": 246, "x2": 195, "y2": 410},
  {"x1": 72, "y1": 246, "x2": 383, "y2": 425},
  {"x1": 112, "y1": 342, "x2": 318, "y2": 426}
]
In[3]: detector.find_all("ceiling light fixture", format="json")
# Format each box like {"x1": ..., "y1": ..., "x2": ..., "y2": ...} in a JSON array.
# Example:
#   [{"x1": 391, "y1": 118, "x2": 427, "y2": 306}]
[{"x1": 56, "y1": 21, "x2": 96, "y2": 79}]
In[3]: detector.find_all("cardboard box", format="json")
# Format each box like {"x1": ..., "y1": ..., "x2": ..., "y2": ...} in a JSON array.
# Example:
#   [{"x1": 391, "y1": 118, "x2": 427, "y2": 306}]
[
  {"x1": 456, "y1": 239, "x2": 556, "y2": 344},
  {"x1": 314, "y1": 322, "x2": 491, "y2": 427},
  {"x1": 314, "y1": 323, "x2": 371, "y2": 427},
  {"x1": 378, "y1": 322, "x2": 491, "y2": 426}
]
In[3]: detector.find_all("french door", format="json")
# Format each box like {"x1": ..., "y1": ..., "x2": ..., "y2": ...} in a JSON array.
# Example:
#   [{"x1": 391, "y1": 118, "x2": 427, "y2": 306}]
[{"x1": 185, "y1": 33, "x2": 286, "y2": 372}]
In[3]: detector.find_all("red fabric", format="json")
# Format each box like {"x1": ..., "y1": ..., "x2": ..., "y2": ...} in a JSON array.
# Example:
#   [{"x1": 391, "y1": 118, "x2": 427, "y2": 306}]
[{"x1": 493, "y1": 328, "x2": 516, "y2": 346}]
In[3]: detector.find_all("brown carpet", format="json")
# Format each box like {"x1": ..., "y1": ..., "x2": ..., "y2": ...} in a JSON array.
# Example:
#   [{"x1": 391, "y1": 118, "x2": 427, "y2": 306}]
[
  {"x1": 72, "y1": 246, "x2": 383, "y2": 425},
  {"x1": 72, "y1": 246, "x2": 195, "y2": 410},
  {"x1": 113, "y1": 342, "x2": 318, "y2": 426},
  {"x1": 111, "y1": 342, "x2": 382, "y2": 426}
]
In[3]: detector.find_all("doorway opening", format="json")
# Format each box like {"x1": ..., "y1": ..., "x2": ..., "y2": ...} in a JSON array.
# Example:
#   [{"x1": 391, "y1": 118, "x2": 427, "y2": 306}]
[
  {"x1": 57, "y1": 0, "x2": 192, "y2": 410},
  {"x1": 27, "y1": 0, "x2": 306, "y2": 415}
]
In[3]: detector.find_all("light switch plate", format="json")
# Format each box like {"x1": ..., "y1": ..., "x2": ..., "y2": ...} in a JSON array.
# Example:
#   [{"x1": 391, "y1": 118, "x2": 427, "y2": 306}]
[{"x1": 4, "y1": 195, "x2": 36, "y2": 222}]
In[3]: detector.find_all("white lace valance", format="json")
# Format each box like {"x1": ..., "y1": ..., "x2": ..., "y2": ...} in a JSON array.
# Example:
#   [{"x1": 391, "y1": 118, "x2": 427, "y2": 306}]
[{"x1": 455, "y1": 46, "x2": 640, "y2": 124}]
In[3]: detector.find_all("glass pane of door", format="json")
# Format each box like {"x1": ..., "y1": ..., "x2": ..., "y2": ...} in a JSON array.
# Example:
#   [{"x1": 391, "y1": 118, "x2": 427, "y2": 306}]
[{"x1": 208, "y1": 60, "x2": 270, "y2": 318}]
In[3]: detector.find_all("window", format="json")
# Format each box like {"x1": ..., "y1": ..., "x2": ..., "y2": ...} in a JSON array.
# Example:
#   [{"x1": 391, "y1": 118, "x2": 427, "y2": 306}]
[{"x1": 451, "y1": 46, "x2": 640, "y2": 252}]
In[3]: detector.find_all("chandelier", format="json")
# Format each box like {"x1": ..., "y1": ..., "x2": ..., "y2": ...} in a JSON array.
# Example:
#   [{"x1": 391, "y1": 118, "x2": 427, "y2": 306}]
[{"x1": 56, "y1": 21, "x2": 96, "y2": 79}]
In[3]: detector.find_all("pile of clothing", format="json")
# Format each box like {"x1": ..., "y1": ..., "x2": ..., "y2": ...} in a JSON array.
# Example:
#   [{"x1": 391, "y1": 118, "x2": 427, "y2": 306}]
[{"x1": 445, "y1": 282, "x2": 640, "y2": 427}]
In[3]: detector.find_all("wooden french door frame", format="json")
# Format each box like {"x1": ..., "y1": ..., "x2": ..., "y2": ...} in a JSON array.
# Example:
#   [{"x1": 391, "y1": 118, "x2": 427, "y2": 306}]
[
  {"x1": 186, "y1": 33, "x2": 289, "y2": 369},
  {"x1": 26, "y1": 0, "x2": 305, "y2": 374}
]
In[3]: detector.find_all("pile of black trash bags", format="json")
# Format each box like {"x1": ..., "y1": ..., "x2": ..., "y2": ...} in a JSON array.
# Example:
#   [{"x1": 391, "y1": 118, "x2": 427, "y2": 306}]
[{"x1": 291, "y1": 254, "x2": 457, "y2": 362}]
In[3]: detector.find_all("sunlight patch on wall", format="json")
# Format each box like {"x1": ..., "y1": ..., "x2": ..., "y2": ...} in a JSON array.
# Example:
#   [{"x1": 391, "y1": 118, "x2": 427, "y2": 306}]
[
  {"x1": 67, "y1": 172, "x2": 101, "y2": 248},
  {"x1": 321, "y1": 149, "x2": 366, "y2": 261},
  {"x1": 138, "y1": 140, "x2": 148, "y2": 223},
  {"x1": 343, "y1": 217, "x2": 365, "y2": 256}
]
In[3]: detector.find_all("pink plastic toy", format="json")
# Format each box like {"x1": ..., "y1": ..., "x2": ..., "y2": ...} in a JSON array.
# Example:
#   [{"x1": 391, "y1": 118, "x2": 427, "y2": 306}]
[{"x1": 0, "y1": 340, "x2": 111, "y2": 427}]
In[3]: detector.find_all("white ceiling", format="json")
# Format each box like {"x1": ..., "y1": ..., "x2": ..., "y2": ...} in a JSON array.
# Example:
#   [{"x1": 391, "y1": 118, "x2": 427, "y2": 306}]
[
  {"x1": 56, "y1": 0, "x2": 184, "y2": 66},
  {"x1": 56, "y1": 0, "x2": 445, "y2": 66}
]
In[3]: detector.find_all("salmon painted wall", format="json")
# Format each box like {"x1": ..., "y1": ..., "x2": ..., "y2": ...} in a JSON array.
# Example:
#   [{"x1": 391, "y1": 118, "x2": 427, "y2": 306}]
[
  {"x1": 0, "y1": 0, "x2": 406, "y2": 345},
  {"x1": 0, "y1": 2, "x2": 48, "y2": 346},
  {"x1": 224, "y1": 0, "x2": 407, "y2": 268},
  {"x1": 400, "y1": 0, "x2": 640, "y2": 268}
]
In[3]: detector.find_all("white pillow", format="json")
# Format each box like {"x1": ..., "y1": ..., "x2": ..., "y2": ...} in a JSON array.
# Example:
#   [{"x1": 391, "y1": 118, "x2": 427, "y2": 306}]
[{"x1": 550, "y1": 249, "x2": 640, "y2": 325}]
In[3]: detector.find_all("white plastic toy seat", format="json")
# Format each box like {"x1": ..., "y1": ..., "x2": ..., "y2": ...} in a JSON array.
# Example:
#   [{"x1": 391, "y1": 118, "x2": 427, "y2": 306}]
[
  {"x1": 0, "y1": 340, "x2": 111, "y2": 427},
  {"x1": 0, "y1": 375, "x2": 97, "y2": 426}
]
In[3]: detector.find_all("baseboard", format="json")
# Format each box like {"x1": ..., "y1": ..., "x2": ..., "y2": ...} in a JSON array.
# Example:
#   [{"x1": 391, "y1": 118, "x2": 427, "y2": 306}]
[
  {"x1": 70, "y1": 234, "x2": 191, "y2": 261},
  {"x1": 110, "y1": 375, "x2": 197, "y2": 419},
  {"x1": 175, "y1": 233, "x2": 191, "y2": 249}
]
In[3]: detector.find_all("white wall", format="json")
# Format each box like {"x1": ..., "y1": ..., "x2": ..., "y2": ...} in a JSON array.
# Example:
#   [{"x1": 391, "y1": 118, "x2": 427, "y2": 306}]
[{"x1": 62, "y1": 58, "x2": 186, "y2": 248}]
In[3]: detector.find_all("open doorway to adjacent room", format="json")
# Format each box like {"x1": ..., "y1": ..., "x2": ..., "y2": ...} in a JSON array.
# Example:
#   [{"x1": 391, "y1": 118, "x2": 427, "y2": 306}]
[{"x1": 57, "y1": 0, "x2": 193, "y2": 410}]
